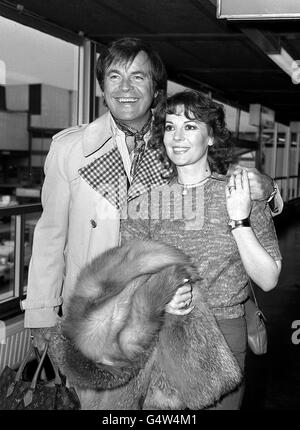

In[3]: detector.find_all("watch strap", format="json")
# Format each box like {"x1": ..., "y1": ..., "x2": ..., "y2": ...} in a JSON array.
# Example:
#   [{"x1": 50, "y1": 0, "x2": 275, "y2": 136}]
[{"x1": 228, "y1": 218, "x2": 251, "y2": 231}]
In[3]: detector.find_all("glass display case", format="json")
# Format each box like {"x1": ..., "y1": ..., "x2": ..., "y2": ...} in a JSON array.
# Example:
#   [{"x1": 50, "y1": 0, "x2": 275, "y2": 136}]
[{"x1": 0, "y1": 204, "x2": 42, "y2": 312}]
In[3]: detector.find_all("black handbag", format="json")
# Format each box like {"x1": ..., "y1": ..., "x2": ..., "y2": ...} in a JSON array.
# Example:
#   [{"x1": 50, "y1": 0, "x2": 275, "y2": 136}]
[
  {"x1": 0, "y1": 342, "x2": 80, "y2": 410},
  {"x1": 244, "y1": 280, "x2": 267, "y2": 355}
]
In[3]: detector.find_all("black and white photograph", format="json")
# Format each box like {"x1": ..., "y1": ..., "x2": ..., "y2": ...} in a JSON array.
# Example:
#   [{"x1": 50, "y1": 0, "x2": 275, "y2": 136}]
[{"x1": 0, "y1": 0, "x2": 299, "y2": 414}]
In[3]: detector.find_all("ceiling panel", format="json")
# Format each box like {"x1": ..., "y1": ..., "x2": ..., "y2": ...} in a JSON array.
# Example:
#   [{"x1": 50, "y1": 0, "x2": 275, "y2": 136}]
[{"x1": 2, "y1": 0, "x2": 300, "y2": 123}]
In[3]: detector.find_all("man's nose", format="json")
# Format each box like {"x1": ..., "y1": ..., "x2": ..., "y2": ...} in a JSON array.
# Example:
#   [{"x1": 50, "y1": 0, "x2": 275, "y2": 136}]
[{"x1": 120, "y1": 77, "x2": 133, "y2": 92}]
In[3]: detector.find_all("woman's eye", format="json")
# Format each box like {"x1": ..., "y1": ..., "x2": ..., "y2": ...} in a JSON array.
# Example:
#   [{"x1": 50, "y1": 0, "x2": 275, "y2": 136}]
[
  {"x1": 185, "y1": 124, "x2": 197, "y2": 130},
  {"x1": 165, "y1": 124, "x2": 174, "y2": 131}
]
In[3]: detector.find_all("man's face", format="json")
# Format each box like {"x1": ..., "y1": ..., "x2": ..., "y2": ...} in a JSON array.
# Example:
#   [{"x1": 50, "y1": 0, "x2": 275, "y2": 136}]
[{"x1": 103, "y1": 51, "x2": 155, "y2": 130}]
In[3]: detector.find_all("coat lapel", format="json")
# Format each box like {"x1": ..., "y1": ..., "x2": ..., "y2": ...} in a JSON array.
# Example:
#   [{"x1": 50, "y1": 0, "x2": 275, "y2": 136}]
[{"x1": 78, "y1": 146, "x2": 127, "y2": 210}]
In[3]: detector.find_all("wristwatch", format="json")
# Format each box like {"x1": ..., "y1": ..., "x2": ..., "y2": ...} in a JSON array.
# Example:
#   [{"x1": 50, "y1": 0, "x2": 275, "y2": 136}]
[
  {"x1": 228, "y1": 218, "x2": 251, "y2": 231},
  {"x1": 266, "y1": 181, "x2": 278, "y2": 203}
]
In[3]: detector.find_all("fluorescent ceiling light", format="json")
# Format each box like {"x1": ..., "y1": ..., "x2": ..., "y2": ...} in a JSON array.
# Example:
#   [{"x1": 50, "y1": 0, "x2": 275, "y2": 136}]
[{"x1": 268, "y1": 47, "x2": 300, "y2": 82}]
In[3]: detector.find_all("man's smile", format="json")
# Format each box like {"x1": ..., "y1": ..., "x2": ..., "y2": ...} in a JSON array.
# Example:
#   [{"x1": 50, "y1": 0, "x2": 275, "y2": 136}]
[{"x1": 115, "y1": 97, "x2": 139, "y2": 103}]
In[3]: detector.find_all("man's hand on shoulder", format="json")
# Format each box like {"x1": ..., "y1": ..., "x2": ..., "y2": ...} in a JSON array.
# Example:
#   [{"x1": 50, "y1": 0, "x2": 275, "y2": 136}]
[{"x1": 229, "y1": 165, "x2": 274, "y2": 201}]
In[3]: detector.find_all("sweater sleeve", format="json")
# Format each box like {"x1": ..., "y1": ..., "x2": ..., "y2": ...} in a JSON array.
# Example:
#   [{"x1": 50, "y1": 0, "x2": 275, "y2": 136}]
[{"x1": 250, "y1": 200, "x2": 282, "y2": 261}]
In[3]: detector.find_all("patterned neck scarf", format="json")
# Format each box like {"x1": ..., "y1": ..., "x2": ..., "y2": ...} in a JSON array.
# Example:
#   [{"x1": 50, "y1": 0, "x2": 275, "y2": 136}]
[{"x1": 113, "y1": 115, "x2": 152, "y2": 178}]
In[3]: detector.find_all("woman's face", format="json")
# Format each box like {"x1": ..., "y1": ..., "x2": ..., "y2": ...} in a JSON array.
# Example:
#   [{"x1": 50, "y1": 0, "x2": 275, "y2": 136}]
[{"x1": 164, "y1": 105, "x2": 213, "y2": 168}]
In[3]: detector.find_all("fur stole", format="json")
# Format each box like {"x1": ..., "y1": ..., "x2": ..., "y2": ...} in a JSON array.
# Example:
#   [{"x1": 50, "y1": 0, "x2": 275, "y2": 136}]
[{"x1": 48, "y1": 239, "x2": 242, "y2": 409}]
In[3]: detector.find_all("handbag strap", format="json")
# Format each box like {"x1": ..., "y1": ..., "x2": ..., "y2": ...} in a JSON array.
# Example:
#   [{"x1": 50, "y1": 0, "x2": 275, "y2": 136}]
[
  {"x1": 34, "y1": 346, "x2": 62, "y2": 386},
  {"x1": 22, "y1": 344, "x2": 50, "y2": 407},
  {"x1": 14, "y1": 344, "x2": 35, "y2": 382},
  {"x1": 247, "y1": 278, "x2": 267, "y2": 321},
  {"x1": 248, "y1": 278, "x2": 259, "y2": 308},
  {"x1": 29, "y1": 343, "x2": 49, "y2": 389}
]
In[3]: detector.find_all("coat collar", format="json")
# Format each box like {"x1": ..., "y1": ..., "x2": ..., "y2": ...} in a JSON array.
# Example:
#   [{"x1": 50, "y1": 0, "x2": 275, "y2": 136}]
[
  {"x1": 83, "y1": 112, "x2": 113, "y2": 157},
  {"x1": 79, "y1": 143, "x2": 167, "y2": 210},
  {"x1": 128, "y1": 145, "x2": 167, "y2": 201}
]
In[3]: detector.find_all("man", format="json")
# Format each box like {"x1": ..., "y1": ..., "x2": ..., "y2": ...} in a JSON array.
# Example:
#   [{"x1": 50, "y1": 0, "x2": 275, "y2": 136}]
[{"x1": 22, "y1": 37, "x2": 282, "y2": 341}]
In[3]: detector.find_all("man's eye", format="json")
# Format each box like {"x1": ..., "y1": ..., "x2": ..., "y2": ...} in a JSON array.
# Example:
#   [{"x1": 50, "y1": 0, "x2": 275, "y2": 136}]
[
  {"x1": 109, "y1": 74, "x2": 120, "y2": 80},
  {"x1": 133, "y1": 75, "x2": 144, "y2": 81}
]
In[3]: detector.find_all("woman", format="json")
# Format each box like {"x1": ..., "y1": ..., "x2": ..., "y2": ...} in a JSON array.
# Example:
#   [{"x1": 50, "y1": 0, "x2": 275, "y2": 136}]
[{"x1": 121, "y1": 90, "x2": 282, "y2": 409}]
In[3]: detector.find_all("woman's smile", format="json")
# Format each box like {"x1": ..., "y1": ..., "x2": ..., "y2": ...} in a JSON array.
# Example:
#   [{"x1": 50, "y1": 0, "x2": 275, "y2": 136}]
[{"x1": 172, "y1": 146, "x2": 190, "y2": 154}]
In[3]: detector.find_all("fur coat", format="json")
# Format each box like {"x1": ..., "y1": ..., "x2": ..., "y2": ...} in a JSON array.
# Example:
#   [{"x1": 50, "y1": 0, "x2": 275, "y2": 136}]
[{"x1": 48, "y1": 239, "x2": 242, "y2": 409}]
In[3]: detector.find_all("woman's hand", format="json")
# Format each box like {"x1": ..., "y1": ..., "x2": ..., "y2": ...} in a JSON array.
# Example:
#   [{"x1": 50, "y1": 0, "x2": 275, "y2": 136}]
[
  {"x1": 228, "y1": 164, "x2": 275, "y2": 201},
  {"x1": 226, "y1": 170, "x2": 251, "y2": 220},
  {"x1": 165, "y1": 280, "x2": 194, "y2": 315}
]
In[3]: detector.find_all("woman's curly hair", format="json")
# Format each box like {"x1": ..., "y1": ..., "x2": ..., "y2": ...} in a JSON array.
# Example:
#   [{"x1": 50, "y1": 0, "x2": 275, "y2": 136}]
[{"x1": 149, "y1": 90, "x2": 235, "y2": 180}]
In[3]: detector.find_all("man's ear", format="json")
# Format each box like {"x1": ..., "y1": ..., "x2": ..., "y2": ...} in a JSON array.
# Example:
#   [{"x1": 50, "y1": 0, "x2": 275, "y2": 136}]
[
  {"x1": 101, "y1": 93, "x2": 108, "y2": 108},
  {"x1": 151, "y1": 91, "x2": 160, "y2": 109}
]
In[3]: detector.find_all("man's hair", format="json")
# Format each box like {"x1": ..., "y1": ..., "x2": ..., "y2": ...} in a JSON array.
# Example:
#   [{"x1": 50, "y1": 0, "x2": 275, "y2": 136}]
[{"x1": 96, "y1": 37, "x2": 167, "y2": 108}]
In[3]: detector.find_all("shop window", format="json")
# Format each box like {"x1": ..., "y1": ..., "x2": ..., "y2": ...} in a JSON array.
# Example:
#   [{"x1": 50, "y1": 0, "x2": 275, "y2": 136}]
[
  {"x1": 0, "y1": 214, "x2": 15, "y2": 303},
  {"x1": 0, "y1": 15, "x2": 79, "y2": 198},
  {"x1": 0, "y1": 14, "x2": 78, "y2": 316}
]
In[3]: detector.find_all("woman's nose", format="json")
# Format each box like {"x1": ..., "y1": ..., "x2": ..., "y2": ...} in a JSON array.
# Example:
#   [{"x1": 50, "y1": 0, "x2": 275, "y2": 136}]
[{"x1": 173, "y1": 127, "x2": 185, "y2": 141}]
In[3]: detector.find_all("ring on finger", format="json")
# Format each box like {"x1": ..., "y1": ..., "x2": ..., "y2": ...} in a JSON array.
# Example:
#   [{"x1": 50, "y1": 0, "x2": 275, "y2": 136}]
[{"x1": 184, "y1": 299, "x2": 191, "y2": 309}]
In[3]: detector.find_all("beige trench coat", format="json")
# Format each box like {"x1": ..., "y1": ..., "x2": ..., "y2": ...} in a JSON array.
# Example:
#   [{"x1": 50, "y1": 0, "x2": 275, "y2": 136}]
[{"x1": 22, "y1": 112, "x2": 130, "y2": 328}]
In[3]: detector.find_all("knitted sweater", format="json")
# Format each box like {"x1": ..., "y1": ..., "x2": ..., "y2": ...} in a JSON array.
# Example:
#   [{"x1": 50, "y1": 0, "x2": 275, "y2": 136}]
[{"x1": 121, "y1": 173, "x2": 281, "y2": 320}]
